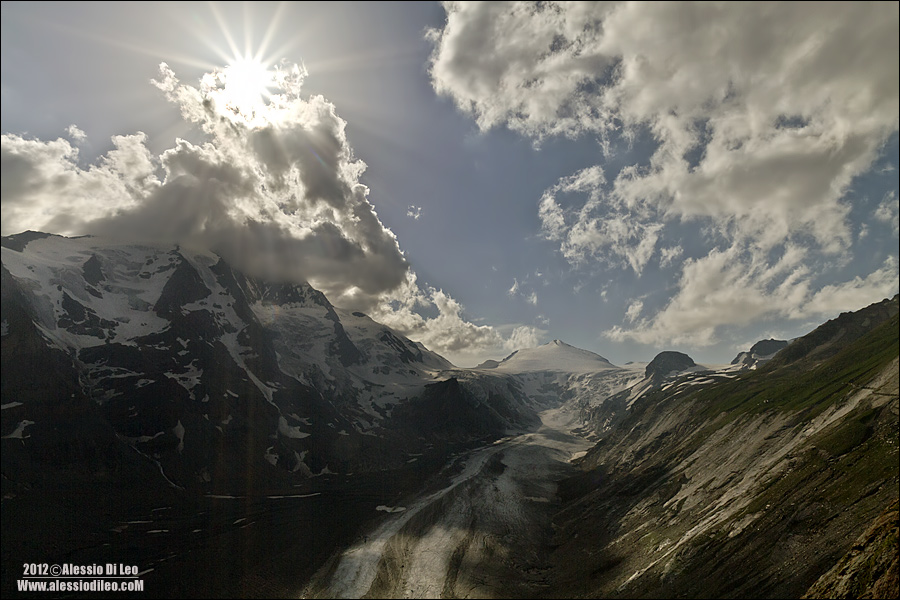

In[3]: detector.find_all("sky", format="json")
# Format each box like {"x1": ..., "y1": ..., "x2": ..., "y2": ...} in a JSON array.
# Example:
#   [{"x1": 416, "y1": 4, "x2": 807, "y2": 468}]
[{"x1": 2, "y1": 1, "x2": 898, "y2": 368}]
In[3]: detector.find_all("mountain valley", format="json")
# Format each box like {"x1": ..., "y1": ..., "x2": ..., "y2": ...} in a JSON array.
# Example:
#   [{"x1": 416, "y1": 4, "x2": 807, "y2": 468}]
[{"x1": 2, "y1": 232, "x2": 897, "y2": 598}]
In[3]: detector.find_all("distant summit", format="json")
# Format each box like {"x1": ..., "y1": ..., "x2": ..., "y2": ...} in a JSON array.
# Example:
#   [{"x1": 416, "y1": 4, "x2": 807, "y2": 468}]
[
  {"x1": 474, "y1": 359, "x2": 501, "y2": 369},
  {"x1": 482, "y1": 339, "x2": 616, "y2": 374},
  {"x1": 645, "y1": 351, "x2": 696, "y2": 380},
  {"x1": 730, "y1": 338, "x2": 789, "y2": 370}
]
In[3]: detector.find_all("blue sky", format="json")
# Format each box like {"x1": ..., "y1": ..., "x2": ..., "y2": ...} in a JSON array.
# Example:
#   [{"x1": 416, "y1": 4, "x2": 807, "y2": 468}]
[{"x1": 2, "y1": 2, "x2": 898, "y2": 367}]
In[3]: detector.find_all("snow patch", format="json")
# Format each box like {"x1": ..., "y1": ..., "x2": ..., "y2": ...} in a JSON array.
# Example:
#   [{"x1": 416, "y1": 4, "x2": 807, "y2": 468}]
[
  {"x1": 2, "y1": 420, "x2": 35, "y2": 439},
  {"x1": 173, "y1": 420, "x2": 185, "y2": 454},
  {"x1": 279, "y1": 416, "x2": 311, "y2": 439}
]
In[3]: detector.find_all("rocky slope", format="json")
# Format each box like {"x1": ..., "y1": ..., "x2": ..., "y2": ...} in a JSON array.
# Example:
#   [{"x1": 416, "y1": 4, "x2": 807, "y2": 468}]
[
  {"x1": 0, "y1": 232, "x2": 538, "y2": 488},
  {"x1": 802, "y1": 498, "x2": 899, "y2": 599},
  {"x1": 548, "y1": 295, "x2": 899, "y2": 599},
  {"x1": 3, "y1": 231, "x2": 897, "y2": 599},
  {"x1": 0, "y1": 232, "x2": 538, "y2": 597}
]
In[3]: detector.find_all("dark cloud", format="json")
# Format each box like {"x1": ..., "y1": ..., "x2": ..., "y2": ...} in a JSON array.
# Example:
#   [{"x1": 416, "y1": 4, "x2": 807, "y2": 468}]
[
  {"x1": 1, "y1": 60, "x2": 528, "y2": 363},
  {"x1": 2, "y1": 63, "x2": 411, "y2": 309}
]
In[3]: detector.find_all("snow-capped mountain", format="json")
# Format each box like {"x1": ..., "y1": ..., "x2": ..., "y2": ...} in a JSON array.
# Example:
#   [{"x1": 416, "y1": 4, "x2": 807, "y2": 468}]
[
  {"x1": 481, "y1": 339, "x2": 617, "y2": 373},
  {"x1": 473, "y1": 340, "x2": 733, "y2": 439},
  {"x1": 4, "y1": 231, "x2": 896, "y2": 599},
  {"x1": 0, "y1": 232, "x2": 535, "y2": 492}
]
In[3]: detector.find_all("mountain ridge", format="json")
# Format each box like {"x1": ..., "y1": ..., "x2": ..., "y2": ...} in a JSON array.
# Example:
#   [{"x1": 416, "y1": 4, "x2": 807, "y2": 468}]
[
  {"x1": 2, "y1": 231, "x2": 897, "y2": 598},
  {"x1": 478, "y1": 338, "x2": 617, "y2": 373}
]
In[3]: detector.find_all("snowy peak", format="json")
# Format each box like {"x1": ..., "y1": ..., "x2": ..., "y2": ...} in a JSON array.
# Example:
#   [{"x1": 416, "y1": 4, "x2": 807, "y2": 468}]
[
  {"x1": 485, "y1": 339, "x2": 616, "y2": 374},
  {"x1": 4, "y1": 231, "x2": 529, "y2": 491}
]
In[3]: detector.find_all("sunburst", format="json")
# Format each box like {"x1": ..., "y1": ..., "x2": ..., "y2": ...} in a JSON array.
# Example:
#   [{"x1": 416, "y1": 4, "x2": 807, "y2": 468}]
[{"x1": 219, "y1": 55, "x2": 275, "y2": 119}]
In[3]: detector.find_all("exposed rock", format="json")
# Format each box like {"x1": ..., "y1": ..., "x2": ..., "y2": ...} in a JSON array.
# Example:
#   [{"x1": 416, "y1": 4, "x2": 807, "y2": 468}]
[
  {"x1": 731, "y1": 338, "x2": 789, "y2": 369},
  {"x1": 81, "y1": 254, "x2": 105, "y2": 286},
  {"x1": 802, "y1": 499, "x2": 899, "y2": 599},
  {"x1": 766, "y1": 294, "x2": 899, "y2": 370},
  {"x1": 645, "y1": 350, "x2": 696, "y2": 380},
  {"x1": 549, "y1": 307, "x2": 900, "y2": 599},
  {"x1": 0, "y1": 230, "x2": 54, "y2": 252}
]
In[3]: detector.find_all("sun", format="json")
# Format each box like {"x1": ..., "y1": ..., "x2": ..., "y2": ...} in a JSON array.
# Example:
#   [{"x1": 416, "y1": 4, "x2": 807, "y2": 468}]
[{"x1": 221, "y1": 56, "x2": 274, "y2": 118}]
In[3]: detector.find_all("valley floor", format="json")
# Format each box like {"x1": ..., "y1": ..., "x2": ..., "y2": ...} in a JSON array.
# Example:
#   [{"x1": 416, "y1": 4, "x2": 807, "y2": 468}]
[{"x1": 300, "y1": 406, "x2": 593, "y2": 599}]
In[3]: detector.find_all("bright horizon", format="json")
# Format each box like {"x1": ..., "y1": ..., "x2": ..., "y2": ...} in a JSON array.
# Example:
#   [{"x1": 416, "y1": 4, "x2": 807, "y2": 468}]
[{"x1": 2, "y1": 2, "x2": 898, "y2": 367}]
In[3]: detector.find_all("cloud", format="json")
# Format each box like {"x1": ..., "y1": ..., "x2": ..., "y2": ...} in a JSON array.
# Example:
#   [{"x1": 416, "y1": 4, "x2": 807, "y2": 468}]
[
  {"x1": 538, "y1": 165, "x2": 663, "y2": 274},
  {"x1": 503, "y1": 325, "x2": 540, "y2": 351},
  {"x1": 506, "y1": 275, "x2": 539, "y2": 305},
  {"x1": 1, "y1": 60, "x2": 527, "y2": 362},
  {"x1": 406, "y1": 205, "x2": 422, "y2": 220},
  {"x1": 65, "y1": 125, "x2": 87, "y2": 143},
  {"x1": 431, "y1": 1, "x2": 900, "y2": 345},
  {"x1": 624, "y1": 299, "x2": 643, "y2": 324},
  {"x1": 875, "y1": 191, "x2": 899, "y2": 237},
  {"x1": 369, "y1": 272, "x2": 504, "y2": 358},
  {"x1": 659, "y1": 245, "x2": 683, "y2": 269},
  {"x1": 507, "y1": 278, "x2": 519, "y2": 296},
  {"x1": 605, "y1": 247, "x2": 899, "y2": 347},
  {"x1": 1, "y1": 132, "x2": 152, "y2": 236},
  {"x1": 4, "y1": 62, "x2": 409, "y2": 304}
]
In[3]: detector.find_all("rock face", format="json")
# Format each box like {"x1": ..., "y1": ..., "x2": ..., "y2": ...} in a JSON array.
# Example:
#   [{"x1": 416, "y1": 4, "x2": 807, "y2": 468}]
[
  {"x1": 3, "y1": 231, "x2": 899, "y2": 599},
  {"x1": 644, "y1": 350, "x2": 696, "y2": 380},
  {"x1": 1, "y1": 232, "x2": 547, "y2": 597},
  {"x1": 548, "y1": 296, "x2": 899, "y2": 599},
  {"x1": 731, "y1": 338, "x2": 789, "y2": 370},
  {"x1": 1, "y1": 232, "x2": 538, "y2": 493},
  {"x1": 802, "y1": 499, "x2": 899, "y2": 599}
]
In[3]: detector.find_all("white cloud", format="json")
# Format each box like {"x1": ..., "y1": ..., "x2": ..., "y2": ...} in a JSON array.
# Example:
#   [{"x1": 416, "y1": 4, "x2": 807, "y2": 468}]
[
  {"x1": 802, "y1": 257, "x2": 900, "y2": 317},
  {"x1": 660, "y1": 245, "x2": 683, "y2": 269},
  {"x1": 4, "y1": 62, "x2": 409, "y2": 305},
  {"x1": 506, "y1": 276, "x2": 538, "y2": 305},
  {"x1": 1, "y1": 132, "x2": 153, "y2": 236},
  {"x1": 368, "y1": 272, "x2": 508, "y2": 363},
  {"x1": 504, "y1": 325, "x2": 540, "y2": 351},
  {"x1": 507, "y1": 278, "x2": 519, "y2": 296},
  {"x1": 65, "y1": 124, "x2": 86, "y2": 143},
  {"x1": 407, "y1": 205, "x2": 422, "y2": 220},
  {"x1": 875, "y1": 191, "x2": 899, "y2": 237},
  {"x1": 431, "y1": 1, "x2": 900, "y2": 346},
  {"x1": 459, "y1": 0, "x2": 900, "y2": 261},
  {"x1": 606, "y1": 247, "x2": 899, "y2": 347},
  {"x1": 624, "y1": 299, "x2": 643, "y2": 323},
  {"x1": 538, "y1": 165, "x2": 663, "y2": 274}
]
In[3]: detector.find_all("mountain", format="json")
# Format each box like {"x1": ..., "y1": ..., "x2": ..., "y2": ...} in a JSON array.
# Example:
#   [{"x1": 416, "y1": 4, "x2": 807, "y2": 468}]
[
  {"x1": 549, "y1": 295, "x2": 899, "y2": 598},
  {"x1": 0, "y1": 232, "x2": 539, "y2": 597},
  {"x1": 766, "y1": 294, "x2": 899, "y2": 370},
  {"x1": 644, "y1": 350, "x2": 697, "y2": 380},
  {"x1": 801, "y1": 498, "x2": 899, "y2": 599},
  {"x1": 731, "y1": 338, "x2": 789, "y2": 370},
  {"x1": 3, "y1": 231, "x2": 898, "y2": 599},
  {"x1": 483, "y1": 339, "x2": 617, "y2": 373}
]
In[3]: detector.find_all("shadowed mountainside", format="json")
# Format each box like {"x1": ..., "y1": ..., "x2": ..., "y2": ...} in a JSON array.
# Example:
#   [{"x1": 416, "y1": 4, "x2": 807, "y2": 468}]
[{"x1": 548, "y1": 296, "x2": 899, "y2": 599}]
